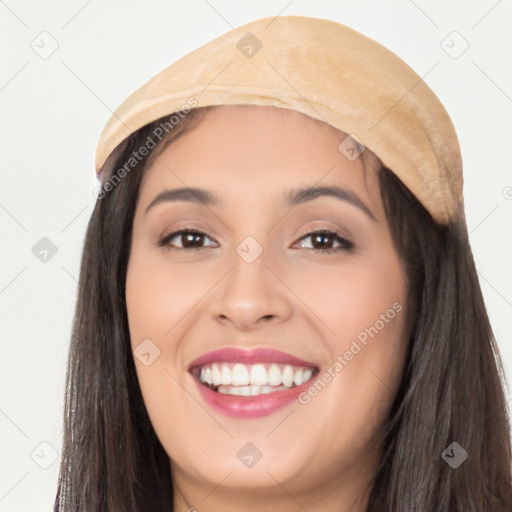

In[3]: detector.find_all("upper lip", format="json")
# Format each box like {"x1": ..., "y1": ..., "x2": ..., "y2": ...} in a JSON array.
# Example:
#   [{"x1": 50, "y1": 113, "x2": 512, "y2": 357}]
[{"x1": 187, "y1": 347, "x2": 319, "y2": 371}]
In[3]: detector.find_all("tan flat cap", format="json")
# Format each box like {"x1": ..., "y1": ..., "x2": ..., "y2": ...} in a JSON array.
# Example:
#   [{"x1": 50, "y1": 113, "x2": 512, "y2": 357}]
[{"x1": 95, "y1": 15, "x2": 464, "y2": 224}]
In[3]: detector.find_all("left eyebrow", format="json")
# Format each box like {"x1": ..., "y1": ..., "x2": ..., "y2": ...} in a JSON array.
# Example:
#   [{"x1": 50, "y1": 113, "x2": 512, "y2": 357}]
[{"x1": 284, "y1": 185, "x2": 377, "y2": 222}]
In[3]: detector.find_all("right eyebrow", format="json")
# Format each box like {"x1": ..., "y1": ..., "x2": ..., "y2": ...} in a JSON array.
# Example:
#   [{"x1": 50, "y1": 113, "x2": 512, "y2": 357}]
[{"x1": 144, "y1": 187, "x2": 219, "y2": 216}]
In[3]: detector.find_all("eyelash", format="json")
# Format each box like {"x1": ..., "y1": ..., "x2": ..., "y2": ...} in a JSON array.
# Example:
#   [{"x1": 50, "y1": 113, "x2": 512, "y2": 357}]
[{"x1": 157, "y1": 228, "x2": 354, "y2": 253}]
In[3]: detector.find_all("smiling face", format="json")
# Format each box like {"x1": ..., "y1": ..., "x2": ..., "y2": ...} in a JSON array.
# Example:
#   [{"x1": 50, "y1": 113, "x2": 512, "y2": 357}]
[{"x1": 125, "y1": 105, "x2": 410, "y2": 511}]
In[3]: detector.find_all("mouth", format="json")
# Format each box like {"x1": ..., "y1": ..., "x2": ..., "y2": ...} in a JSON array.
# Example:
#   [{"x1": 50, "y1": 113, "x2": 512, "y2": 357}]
[
  {"x1": 187, "y1": 347, "x2": 320, "y2": 397},
  {"x1": 190, "y1": 362, "x2": 319, "y2": 396}
]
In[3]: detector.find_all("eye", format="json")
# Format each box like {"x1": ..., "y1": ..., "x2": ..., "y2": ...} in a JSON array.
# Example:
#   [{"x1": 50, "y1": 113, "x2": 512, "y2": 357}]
[
  {"x1": 292, "y1": 229, "x2": 354, "y2": 253},
  {"x1": 158, "y1": 228, "x2": 354, "y2": 253},
  {"x1": 158, "y1": 229, "x2": 217, "y2": 250}
]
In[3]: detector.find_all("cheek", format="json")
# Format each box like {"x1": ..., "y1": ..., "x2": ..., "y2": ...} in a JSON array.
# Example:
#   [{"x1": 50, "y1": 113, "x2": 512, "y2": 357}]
[
  {"x1": 292, "y1": 251, "x2": 408, "y2": 459},
  {"x1": 126, "y1": 255, "x2": 211, "y2": 344},
  {"x1": 288, "y1": 247, "x2": 407, "y2": 346},
  {"x1": 125, "y1": 254, "x2": 208, "y2": 453}
]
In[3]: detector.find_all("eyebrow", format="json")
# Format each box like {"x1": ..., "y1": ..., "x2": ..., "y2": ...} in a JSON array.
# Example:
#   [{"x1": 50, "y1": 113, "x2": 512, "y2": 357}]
[
  {"x1": 284, "y1": 185, "x2": 376, "y2": 222},
  {"x1": 145, "y1": 188, "x2": 219, "y2": 216},
  {"x1": 144, "y1": 185, "x2": 377, "y2": 222}
]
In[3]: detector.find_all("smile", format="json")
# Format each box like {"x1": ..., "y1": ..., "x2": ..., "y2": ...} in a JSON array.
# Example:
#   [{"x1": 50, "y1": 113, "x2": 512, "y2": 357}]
[
  {"x1": 192, "y1": 362, "x2": 317, "y2": 396},
  {"x1": 187, "y1": 347, "x2": 320, "y2": 417}
]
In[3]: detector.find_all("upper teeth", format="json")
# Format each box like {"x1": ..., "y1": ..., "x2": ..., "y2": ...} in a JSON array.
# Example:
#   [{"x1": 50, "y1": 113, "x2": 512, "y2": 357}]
[{"x1": 198, "y1": 363, "x2": 315, "y2": 388}]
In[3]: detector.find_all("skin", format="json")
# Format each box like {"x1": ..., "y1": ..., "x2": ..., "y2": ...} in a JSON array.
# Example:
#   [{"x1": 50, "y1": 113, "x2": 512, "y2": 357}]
[{"x1": 125, "y1": 105, "x2": 409, "y2": 512}]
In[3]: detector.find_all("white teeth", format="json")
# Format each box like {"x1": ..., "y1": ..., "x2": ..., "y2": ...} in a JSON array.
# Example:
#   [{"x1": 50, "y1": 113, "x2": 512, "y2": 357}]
[
  {"x1": 200, "y1": 367, "x2": 213, "y2": 385},
  {"x1": 250, "y1": 363, "x2": 267, "y2": 385},
  {"x1": 232, "y1": 363, "x2": 250, "y2": 385},
  {"x1": 293, "y1": 368, "x2": 304, "y2": 386},
  {"x1": 267, "y1": 364, "x2": 282, "y2": 386},
  {"x1": 238, "y1": 386, "x2": 250, "y2": 396},
  {"x1": 250, "y1": 385, "x2": 261, "y2": 395},
  {"x1": 212, "y1": 363, "x2": 222, "y2": 386},
  {"x1": 217, "y1": 384, "x2": 290, "y2": 396},
  {"x1": 282, "y1": 365, "x2": 294, "y2": 387},
  {"x1": 221, "y1": 364, "x2": 232, "y2": 385},
  {"x1": 302, "y1": 368, "x2": 313, "y2": 382},
  {"x1": 197, "y1": 362, "x2": 317, "y2": 391}
]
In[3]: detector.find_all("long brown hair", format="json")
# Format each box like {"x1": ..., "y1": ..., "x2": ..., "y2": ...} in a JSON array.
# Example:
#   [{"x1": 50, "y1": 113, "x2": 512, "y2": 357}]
[{"x1": 54, "y1": 106, "x2": 512, "y2": 511}]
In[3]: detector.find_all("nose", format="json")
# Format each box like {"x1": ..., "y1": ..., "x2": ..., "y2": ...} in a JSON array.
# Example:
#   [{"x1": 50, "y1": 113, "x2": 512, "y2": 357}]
[{"x1": 209, "y1": 247, "x2": 293, "y2": 331}]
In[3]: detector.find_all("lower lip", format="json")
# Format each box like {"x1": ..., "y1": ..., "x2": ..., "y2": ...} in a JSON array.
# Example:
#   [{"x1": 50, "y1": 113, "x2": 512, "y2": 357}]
[{"x1": 192, "y1": 375, "x2": 316, "y2": 418}]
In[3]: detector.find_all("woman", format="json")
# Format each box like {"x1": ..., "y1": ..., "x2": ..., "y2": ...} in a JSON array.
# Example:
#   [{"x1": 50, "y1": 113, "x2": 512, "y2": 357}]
[{"x1": 54, "y1": 16, "x2": 512, "y2": 511}]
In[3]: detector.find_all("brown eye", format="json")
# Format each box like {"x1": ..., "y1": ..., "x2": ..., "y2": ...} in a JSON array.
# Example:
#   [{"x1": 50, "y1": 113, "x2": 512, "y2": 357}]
[
  {"x1": 158, "y1": 229, "x2": 217, "y2": 250},
  {"x1": 294, "y1": 230, "x2": 354, "y2": 253}
]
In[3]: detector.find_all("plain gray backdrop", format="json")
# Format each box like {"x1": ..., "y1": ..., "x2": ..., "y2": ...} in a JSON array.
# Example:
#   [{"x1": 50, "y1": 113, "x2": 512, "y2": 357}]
[{"x1": 1, "y1": 1, "x2": 511, "y2": 510}]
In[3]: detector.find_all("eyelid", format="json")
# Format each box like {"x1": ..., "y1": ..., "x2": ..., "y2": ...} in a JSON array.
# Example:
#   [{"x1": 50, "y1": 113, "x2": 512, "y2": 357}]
[{"x1": 294, "y1": 222, "x2": 352, "y2": 242}]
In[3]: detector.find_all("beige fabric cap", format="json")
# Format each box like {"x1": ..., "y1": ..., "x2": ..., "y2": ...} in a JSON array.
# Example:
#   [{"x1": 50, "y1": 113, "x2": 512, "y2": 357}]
[{"x1": 95, "y1": 15, "x2": 464, "y2": 224}]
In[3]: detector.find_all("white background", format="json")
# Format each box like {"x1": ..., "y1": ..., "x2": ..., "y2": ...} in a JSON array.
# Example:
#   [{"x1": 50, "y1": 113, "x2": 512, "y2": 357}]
[{"x1": 1, "y1": 1, "x2": 511, "y2": 510}]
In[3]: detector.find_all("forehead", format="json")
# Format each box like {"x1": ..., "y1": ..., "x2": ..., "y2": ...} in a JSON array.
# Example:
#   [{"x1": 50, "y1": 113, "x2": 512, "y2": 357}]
[{"x1": 139, "y1": 105, "x2": 382, "y2": 214}]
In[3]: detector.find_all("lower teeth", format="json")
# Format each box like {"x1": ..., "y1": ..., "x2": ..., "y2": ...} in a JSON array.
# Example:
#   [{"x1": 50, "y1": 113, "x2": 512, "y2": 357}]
[{"x1": 216, "y1": 384, "x2": 292, "y2": 396}]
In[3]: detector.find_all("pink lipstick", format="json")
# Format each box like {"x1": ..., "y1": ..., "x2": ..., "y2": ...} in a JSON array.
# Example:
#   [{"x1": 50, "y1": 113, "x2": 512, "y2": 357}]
[{"x1": 188, "y1": 347, "x2": 319, "y2": 418}]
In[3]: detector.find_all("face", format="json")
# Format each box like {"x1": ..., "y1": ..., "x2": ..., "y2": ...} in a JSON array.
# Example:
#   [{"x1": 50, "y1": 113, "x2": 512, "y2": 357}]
[{"x1": 125, "y1": 105, "x2": 409, "y2": 511}]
